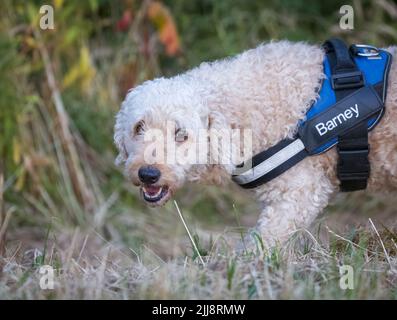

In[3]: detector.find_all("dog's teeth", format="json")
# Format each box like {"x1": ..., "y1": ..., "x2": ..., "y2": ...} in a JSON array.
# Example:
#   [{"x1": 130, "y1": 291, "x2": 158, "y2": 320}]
[{"x1": 143, "y1": 186, "x2": 163, "y2": 199}]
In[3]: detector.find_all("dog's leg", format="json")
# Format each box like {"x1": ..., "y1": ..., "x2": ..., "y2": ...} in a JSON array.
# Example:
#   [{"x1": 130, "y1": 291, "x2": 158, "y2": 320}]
[{"x1": 246, "y1": 160, "x2": 336, "y2": 250}]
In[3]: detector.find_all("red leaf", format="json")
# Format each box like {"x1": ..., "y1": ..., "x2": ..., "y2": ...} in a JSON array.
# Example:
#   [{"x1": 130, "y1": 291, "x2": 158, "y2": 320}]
[{"x1": 116, "y1": 10, "x2": 133, "y2": 32}]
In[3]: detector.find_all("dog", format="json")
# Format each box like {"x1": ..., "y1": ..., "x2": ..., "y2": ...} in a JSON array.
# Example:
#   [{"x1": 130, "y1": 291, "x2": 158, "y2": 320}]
[{"x1": 114, "y1": 41, "x2": 397, "y2": 248}]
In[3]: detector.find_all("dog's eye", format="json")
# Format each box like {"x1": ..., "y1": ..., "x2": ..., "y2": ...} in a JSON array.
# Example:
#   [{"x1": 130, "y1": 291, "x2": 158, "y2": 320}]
[
  {"x1": 175, "y1": 128, "x2": 188, "y2": 142},
  {"x1": 134, "y1": 121, "x2": 145, "y2": 136}
]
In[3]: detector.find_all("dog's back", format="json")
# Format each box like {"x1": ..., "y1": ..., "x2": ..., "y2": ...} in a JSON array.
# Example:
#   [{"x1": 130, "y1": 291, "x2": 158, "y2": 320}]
[{"x1": 365, "y1": 46, "x2": 397, "y2": 190}]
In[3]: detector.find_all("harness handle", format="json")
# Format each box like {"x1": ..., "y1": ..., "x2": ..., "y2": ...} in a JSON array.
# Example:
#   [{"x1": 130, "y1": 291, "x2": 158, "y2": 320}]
[
  {"x1": 324, "y1": 38, "x2": 357, "y2": 73},
  {"x1": 324, "y1": 38, "x2": 364, "y2": 93}
]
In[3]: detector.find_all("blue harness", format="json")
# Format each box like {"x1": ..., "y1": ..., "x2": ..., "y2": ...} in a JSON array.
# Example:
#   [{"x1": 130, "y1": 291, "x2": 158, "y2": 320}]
[{"x1": 232, "y1": 39, "x2": 392, "y2": 191}]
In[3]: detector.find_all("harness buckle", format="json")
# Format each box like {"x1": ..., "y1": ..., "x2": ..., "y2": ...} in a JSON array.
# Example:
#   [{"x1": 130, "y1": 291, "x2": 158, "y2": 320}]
[{"x1": 331, "y1": 71, "x2": 364, "y2": 90}]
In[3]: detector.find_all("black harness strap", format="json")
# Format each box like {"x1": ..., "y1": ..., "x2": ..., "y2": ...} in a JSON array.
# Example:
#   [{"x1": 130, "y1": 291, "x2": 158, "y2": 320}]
[
  {"x1": 323, "y1": 38, "x2": 369, "y2": 192},
  {"x1": 337, "y1": 121, "x2": 370, "y2": 191}
]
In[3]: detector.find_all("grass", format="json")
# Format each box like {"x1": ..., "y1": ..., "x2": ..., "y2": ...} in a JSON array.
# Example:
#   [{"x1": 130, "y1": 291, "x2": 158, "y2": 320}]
[
  {"x1": 1, "y1": 0, "x2": 397, "y2": 299},
  {"x1": 1, "y1": 211, "x2": 396, "y2": 299},
  {"x1": 1, "y1": 184, "x2": 397, "y2": 299}
]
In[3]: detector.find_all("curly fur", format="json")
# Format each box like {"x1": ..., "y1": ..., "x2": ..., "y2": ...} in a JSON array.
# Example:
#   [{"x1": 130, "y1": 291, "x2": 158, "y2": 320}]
[{"x1": 114, "y1": 40, "x2": 397, "y2": 247}]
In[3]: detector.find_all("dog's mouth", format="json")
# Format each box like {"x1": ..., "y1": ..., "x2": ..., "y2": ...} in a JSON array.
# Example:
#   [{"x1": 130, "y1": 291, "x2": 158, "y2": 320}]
[{"x1": 140, "y1": 184, "x2": 170, "y2": 205}]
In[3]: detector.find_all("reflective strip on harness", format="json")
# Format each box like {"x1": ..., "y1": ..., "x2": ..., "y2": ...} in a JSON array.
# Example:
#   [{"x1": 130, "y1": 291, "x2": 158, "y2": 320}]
[{"x1": 232, "y1": 139, "x2": 305, "y2": 185}]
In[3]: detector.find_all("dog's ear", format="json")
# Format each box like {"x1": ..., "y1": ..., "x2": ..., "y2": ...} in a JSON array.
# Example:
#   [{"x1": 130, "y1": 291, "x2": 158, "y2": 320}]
[
  {"x1": 114, "y1": 111, "x2": 128, "y2": 166},
  {"x1": 114, "y1": 134, "x2": 128, "y2": 166},
  {"x1": 114, "y1": 138, "x2": 127, "y2": 166}
]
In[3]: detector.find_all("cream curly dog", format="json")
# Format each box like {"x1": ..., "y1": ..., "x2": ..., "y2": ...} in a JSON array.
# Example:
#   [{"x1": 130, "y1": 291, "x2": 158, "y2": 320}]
[{"x1": 114, "y1": 41, "x2": 397, "y2": 247}]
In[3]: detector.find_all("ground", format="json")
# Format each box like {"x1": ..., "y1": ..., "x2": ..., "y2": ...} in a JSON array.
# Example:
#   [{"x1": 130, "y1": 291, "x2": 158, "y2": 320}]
[{"x1": 1, "y1": 184, "x2": 397, "y2": 299}]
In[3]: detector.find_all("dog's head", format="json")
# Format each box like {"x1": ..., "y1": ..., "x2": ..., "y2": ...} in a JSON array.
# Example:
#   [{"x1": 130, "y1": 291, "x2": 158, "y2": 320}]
[{"x1": 114, "y1": 77, "x2": 224, "y2": 206}]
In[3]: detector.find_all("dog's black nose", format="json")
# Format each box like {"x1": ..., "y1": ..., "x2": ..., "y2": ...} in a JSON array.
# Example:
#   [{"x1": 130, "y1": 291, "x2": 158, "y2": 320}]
[{"x1": 138, "y1": 166, "x2": 161, "y2": 184}]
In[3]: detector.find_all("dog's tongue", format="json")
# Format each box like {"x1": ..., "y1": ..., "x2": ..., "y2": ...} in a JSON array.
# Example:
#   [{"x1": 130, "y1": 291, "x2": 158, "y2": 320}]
[{"x1": 145, "y1": 185, "x2": 161, "y2": 195}]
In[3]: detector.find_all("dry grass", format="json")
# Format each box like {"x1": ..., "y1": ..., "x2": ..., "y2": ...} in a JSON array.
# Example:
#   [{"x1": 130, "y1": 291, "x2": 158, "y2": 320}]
[{"x1": 1, "y1": 199, "x2": 397, "y2": 299}]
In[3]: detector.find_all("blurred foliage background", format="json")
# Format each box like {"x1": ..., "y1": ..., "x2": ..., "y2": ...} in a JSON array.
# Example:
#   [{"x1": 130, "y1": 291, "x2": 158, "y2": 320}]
[{"x1": 1, "y1": 0, "x2": 397, "y2": 258}]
